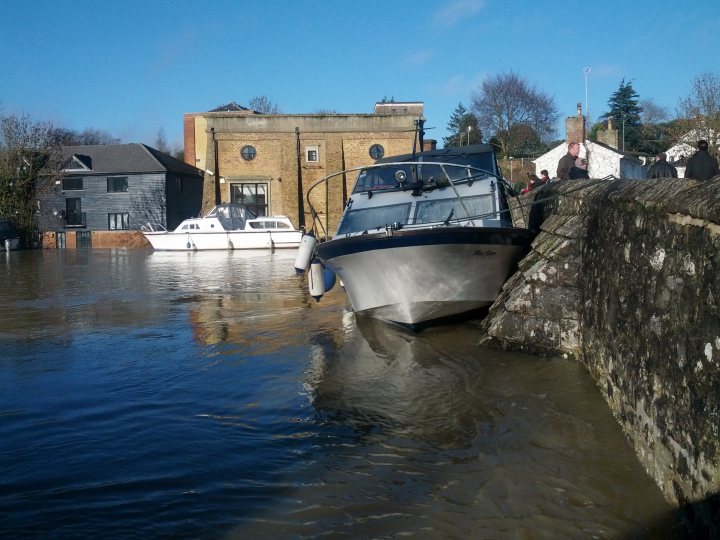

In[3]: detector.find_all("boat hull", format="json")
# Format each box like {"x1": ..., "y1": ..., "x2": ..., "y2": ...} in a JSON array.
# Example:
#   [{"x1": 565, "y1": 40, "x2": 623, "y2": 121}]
[
  {"x1": 315, "y1": 227, "x2": 533, "y2": 326},
  {"x1": 143, "y1": 230, "x2": 303, "y2": 251}
]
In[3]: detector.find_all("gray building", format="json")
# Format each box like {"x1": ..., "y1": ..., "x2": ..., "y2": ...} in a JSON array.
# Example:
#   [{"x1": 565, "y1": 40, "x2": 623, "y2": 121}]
[{"x1": 39, "y1": 144, "x2": 203, "y2": 247}]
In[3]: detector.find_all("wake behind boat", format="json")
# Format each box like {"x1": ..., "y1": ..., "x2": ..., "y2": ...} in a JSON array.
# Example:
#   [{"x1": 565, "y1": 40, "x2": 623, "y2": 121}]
[
  {"x1": 142, "y1": 203, "x2": 303, "y2": 251},
  {"x1": 295, "y1": 144, "x2": 536, "y2": 329}
]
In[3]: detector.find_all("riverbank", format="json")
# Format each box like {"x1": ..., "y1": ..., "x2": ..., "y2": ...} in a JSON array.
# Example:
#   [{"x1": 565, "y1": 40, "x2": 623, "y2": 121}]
[{"x1": 481, "y1": 178, "x2": 720, "y2": 536}]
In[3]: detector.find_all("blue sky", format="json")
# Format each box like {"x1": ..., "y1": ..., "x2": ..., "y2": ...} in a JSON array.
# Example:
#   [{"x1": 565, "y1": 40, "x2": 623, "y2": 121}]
[{"x1": 2, "y1": 0, "x2": 719, "y2": 150}]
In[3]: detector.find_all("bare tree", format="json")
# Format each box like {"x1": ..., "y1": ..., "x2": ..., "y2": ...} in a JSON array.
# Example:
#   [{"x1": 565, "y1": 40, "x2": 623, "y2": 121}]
[
  {"x1": 640, "y1": 99, "x2": 669, "y2": 125},
  {"x1": 52, "y1": 127, "x2": 117, "y2": 145},
  {"x1": 154, "y1": 127, "x2": 169, "y2": 153},
  {"x1": 677, "y1": 72, "x2": 720, "y2": 147},
  {"x1": 471, "y1": 72, "x2": 559, "y2": 157},
  {"x1": 249, "y1": 96, "x2": 281, "y2": 114},
  {"x1": 0, "y1": 113, "x2": 64, "y2": 246}
]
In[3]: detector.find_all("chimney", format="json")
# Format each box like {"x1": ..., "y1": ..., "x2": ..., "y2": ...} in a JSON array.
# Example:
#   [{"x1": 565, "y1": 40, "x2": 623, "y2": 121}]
[
  {"x1": 565, "y1": 102, "x2": 585, "y2": 143},
  {"x1": 423, "y1": 139, "x2": 437, "y2": 151},
  {"x1": 597, "y1": 118, "x2": 619, "y2": 149}
]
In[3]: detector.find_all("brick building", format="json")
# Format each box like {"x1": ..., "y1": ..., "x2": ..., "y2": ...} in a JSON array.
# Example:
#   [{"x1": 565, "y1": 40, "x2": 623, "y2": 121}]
[{"x1": 183, "y1": 102, "x2": 428, "y2": 235}]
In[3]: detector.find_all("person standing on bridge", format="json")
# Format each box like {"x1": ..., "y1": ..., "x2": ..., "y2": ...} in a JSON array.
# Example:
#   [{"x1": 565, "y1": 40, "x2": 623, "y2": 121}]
[
  {"x1": 557, "y1": 142, "x2": 580, "y2": 180},
  {"x1": 647, "y1": 152, "x2": 678, "y2": 179},
  {"x1": 684, "y1": 140, "x2": 719, "y2": 180}
]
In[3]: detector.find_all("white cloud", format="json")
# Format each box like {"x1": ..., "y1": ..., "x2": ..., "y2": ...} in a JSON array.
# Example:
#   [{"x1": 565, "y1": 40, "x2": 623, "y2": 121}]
[
  {"x1": 402, "y1": 49, "x2": 433, "y2": 67},
  {"x1": 434, "y1": 0, "x2": 486, "y2": 27},
  {"x1": 432, "y1": 73, "x2": 486, "y2": 98}
]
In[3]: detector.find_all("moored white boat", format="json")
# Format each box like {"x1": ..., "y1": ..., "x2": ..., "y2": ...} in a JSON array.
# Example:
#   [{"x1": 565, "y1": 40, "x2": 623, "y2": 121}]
[
  {"x1": 0, "y1": 219, "x2": 20, "y2": 252},
  {"x1": 298, "y1": 144, "x2": 536, "y2": 328},
  {"x1": 142, "y1": 203, "x2": 303, "y2": 251}
]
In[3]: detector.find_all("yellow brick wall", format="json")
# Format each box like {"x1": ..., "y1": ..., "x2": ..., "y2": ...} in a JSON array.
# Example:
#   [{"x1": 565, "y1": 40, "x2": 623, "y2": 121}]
[{"x1": 196, "y1": 114, "x2": 419, "y2": 235}]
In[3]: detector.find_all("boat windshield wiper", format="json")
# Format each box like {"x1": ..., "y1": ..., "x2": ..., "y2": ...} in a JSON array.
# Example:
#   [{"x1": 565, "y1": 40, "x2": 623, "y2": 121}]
[{"x1": 444, "y1": 209, "x2": 455, "y2": 225}]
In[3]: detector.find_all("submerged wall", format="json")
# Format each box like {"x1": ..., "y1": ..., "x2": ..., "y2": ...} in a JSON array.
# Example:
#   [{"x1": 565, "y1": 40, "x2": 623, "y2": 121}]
[{"x1": 482, "y1": 178, "x2": 720, "y2": 535}]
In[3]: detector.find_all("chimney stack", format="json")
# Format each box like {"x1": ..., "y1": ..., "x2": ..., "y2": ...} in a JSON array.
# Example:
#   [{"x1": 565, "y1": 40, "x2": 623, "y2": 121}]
[{"x1": 565, "y1": 102, "x2": 586, "y2": 143}]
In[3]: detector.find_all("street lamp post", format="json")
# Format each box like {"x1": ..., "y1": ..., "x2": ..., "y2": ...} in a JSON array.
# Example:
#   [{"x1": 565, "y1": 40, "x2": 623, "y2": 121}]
[
  {"x1": 584, "y1": 67, "x2": 591, "y2": 121},
  {"x1": 509, "y1": 156, "x2": 514, "y2": 182},
  {"x1": 467, "y1": 125, "x2": 472, "y2": 146}
]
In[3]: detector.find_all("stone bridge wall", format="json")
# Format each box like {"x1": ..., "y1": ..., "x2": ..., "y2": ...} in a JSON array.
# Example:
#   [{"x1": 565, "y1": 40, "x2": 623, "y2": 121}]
[{"x1": 483, "y1": 178, "x2": 720, "y2": 535}]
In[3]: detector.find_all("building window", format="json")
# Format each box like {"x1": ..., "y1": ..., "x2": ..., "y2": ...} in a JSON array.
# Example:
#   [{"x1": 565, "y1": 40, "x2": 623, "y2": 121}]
[
  {"x1": 306, "y1": 145, "x2": 319, "y2": 162},
  {"x1": 241, "y1": 145, "x2": 257, "y2": 161},
  {"x1": 66, "y1": 198, "x2": 83, "y2": 226},
  {"x1": 231, "y1": 182, "x2": 268, "y2": 216},
  {"x1": 108, "y1": 213, "x2": 130, "y2": 230},
  {"x1": 107, "y1": 176, "x2": 128, "y2": 192},
  {"x1": 63, "y1": 177, "x2": 83, "y2": 191},
  {"x1": 369, "y1": 144, "x2": 385, "y2": 159}
]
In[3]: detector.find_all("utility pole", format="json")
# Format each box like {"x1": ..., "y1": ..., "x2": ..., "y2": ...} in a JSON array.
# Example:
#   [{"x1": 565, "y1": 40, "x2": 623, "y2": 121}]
[
  {"x1": 211, "y1": 127, "x2": 221, "y2": 205},
  {"x1": 584, "y1": 67, "x2": 591, "y2": 122}
]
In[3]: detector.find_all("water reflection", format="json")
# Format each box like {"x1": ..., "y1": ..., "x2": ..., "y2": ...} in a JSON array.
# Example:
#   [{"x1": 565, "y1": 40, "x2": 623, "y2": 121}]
[
  {"x1": 0, "y1": 249, "x2": 680, "y2": 539},
  {"x1": 237, "y1": 316, "x2": 682, "y2": 539}
]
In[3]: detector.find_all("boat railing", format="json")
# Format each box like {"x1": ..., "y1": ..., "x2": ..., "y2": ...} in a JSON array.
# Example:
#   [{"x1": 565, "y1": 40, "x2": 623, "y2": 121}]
[
  {"x1": 140, "y1": 223, "x2": 167, "y2": 233},
  {"x1": 305, "y1": 161, "x2": 510, "y2": 240}
]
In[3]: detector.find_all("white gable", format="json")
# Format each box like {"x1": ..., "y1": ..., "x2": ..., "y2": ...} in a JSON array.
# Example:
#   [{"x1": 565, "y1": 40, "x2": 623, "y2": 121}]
[{"x1": 533, "y1": 140, "x2": 647, "y2": 179}]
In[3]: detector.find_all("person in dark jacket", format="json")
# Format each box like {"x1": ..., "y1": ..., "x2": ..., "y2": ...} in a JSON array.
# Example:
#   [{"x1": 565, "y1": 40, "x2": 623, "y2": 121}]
[
  {"x1": 569, "y1": 157, "x2": 590, "y2": 179},
  {"x1": 684, "y1": 140, "x2": 719, "y2": 180},
  {"x1": 647, "y1": 152, "x2": 678, "y2": 179},
  {"x1": 539, "y1": 170, "x2": 551, "y2": 185},
  {"x1": 557, "y1": 142, "x2": 580, "y2": 180}
]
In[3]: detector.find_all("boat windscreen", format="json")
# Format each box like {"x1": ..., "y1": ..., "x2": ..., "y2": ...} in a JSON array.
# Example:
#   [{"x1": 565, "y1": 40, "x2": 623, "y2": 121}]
[
  {"x1": 213, "y1": 205, "x2": 257, "y2": 231},
  {"x1": 352, "y1": 158, "x2": 495, "y2": 194},
  {"x1": 414, "y1": 194, "x2": 494, "y2": 224},
  {"x1": 353, "y1": 165, "x2": 410, "y2": 193},
  {"x1": 336, "y1": 203, "x2": 412, "y2": 235}
]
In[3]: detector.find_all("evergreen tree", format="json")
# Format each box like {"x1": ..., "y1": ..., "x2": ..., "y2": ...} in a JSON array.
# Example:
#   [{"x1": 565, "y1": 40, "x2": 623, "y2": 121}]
[
  {"x1": 602, "y1": 79, "x2": 643, "y2": 151},
  {"x1": 443, "y1": 103, "x2": 482, "y2": 148}
]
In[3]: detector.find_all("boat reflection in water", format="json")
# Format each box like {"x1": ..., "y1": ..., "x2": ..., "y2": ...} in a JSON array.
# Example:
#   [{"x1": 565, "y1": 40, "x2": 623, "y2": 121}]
[
  {"x1": 144, "y1": 249, "x2": 340, "y2": 350},
  {"x1": 230, "y1": 315, "x2": 680, "y2": 539}
]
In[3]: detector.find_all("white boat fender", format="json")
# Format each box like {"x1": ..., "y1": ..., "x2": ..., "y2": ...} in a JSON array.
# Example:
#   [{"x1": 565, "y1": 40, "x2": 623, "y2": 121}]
[
  {"x1": 294, "y1": 231, "x2": 317, "y2": 275},
  {"x1": 308, "y1": 257, "x2": 325, "y2": 301}
]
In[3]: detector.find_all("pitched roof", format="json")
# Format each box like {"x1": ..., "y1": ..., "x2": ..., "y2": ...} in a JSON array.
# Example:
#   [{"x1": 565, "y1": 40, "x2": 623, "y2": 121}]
[
  {"x1": 209, "y1": 101, "x2": 252, "y2": 112},
  {"x1": 61, "y1": 144, "x2": 202, "y2": 176}
]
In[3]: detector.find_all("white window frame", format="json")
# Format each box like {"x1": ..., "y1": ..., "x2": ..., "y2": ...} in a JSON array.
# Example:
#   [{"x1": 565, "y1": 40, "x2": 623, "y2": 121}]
[{"x1": 306, "y1": 145, "x2": 319, "y2": 163}]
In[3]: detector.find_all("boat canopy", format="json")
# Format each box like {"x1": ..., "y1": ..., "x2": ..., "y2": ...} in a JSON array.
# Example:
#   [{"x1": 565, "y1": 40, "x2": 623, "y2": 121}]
[
  {"x1": 353, "y1": 145, "x2": 498, "y2": 194},
  {"x1": 204, "y1": 204, "x2": 257, "y2": 231}
]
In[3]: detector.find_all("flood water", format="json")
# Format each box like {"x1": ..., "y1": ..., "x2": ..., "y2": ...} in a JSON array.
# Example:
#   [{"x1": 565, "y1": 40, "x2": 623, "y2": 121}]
[{"x1": 0, "y1": 249, "x2": 681, "y2": 539}]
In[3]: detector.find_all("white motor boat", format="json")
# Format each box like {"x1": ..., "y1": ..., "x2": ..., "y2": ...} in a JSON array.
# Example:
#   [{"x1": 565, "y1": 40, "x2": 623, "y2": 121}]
[
  {"x1": 0, "y1": 219, "x2": 20, "y2": 252},
  {"x1": 142, "y1": 203, "x2": 303, "y2": 251},
  {"x1": 297, "y1": 144, "x2": 536, "y2": 329}
]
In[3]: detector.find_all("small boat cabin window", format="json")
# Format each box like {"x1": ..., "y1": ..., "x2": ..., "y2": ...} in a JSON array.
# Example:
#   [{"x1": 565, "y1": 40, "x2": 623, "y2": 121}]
[
  {"x1": 241, "y1": 145, "x2": 257, "y2": 161},
  {"x1": 369, "y1": 144, "x2": 384, "y2": 159},
  {"x1": 306, "y1": 146, "x2": 319, "y2": 163},
  {"x1": 353, "y1": 166, "x2": 408, "y2": 193}
]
